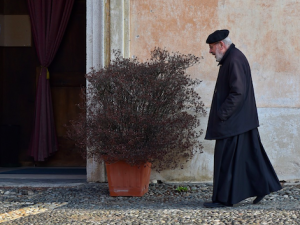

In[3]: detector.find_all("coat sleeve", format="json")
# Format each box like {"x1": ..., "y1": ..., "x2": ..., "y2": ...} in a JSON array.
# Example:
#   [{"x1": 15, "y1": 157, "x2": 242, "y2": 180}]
[{"x1": 217, "y1": 59, "x2": 247, "y2": 121}]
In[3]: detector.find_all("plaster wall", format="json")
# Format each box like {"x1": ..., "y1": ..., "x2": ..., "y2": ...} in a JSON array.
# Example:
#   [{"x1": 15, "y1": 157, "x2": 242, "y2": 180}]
[{"x1": 130, "y1": 0, "x2": 300, "y2": 181}]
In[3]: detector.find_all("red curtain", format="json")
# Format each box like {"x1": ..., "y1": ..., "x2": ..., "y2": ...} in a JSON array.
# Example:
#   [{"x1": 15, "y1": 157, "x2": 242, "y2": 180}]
[{"x1": 27, "y1": 0, "x2": 74, "y2": 161}]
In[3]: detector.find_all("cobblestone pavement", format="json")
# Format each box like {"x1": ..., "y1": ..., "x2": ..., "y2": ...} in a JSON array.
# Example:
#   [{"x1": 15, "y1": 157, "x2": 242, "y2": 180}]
[{"x1": 0, "y1": 182, "x2": 299, "y2": 224}]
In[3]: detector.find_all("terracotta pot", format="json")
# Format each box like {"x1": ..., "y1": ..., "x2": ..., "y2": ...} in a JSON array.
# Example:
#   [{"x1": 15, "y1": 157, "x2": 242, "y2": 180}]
[{"x1": 105, "y1": 161, "x2": 151, "y2": 196}]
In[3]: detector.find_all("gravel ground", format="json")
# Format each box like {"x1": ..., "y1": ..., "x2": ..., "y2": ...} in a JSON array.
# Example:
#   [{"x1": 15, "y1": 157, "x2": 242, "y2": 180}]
[{"x1": 0, "y1": 181, "x2": 299, "y2": 224}]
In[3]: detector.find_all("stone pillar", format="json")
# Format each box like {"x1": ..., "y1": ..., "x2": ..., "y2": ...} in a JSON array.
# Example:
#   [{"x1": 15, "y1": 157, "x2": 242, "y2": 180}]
[
  {"x1": 86, "y1": 0, "x2": 106, "y2": 182},
  {"x1": 110, "y1": 0, "x2": 130, "y2": 58},
  {"x1": 86, "y1": 0, "x2": 130, "y2": 182}
]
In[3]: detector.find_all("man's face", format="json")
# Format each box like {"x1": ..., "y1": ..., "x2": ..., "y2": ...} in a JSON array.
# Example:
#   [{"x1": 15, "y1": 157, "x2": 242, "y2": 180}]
[{"x1": 209, "y1": 42, "x2": 224, "y2": 62}]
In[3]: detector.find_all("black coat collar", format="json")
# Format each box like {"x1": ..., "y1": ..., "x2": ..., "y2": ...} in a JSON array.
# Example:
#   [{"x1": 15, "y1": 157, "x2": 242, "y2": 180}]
[{"x1": 218, "y1": 44, "x2": 235, "y2": 66}]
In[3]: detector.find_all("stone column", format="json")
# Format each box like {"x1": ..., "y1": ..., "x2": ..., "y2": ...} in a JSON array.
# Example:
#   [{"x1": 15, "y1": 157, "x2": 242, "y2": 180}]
[
  {"x1": 86, "y1": 0, "x2": 106, "y2": 182},
  {"x1": 110, "y1": 0, "x2": 130, "y2": 58},
  {"x1": 86, "y1": 0, "x2": 130, "y2": 182}
]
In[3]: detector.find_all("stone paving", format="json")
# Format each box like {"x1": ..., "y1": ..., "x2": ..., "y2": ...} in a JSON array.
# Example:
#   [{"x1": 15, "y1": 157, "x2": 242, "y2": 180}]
[{"x1": 0, "y1": 181, "x2": 299, "y2": 224}]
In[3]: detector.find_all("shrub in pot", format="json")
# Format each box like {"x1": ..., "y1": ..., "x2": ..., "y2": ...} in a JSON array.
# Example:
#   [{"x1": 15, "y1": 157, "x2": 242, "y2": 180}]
[{"x1": 66, "y1": 48, "x2": 206, "y2": 196}]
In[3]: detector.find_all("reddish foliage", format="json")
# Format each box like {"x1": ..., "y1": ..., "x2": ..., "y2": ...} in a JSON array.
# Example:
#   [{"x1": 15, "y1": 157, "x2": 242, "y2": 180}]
[{"x1": 66, "y1": 48, "x2": 206, "y2": 172}]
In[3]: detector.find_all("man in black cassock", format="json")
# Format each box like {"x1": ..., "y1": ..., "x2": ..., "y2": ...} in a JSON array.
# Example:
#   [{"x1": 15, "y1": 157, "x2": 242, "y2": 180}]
[{"x1": 203, "y1": 30, "x2": 282, "y2": 208}]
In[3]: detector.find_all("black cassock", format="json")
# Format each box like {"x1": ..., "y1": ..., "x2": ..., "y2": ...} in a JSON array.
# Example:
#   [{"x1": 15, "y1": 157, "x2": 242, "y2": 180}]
[
  {"x1": 212, "y1": 128, "x2": 281, "y2": 205},
  {"x1": 205, "y1": 44, "x2": 282, "y2": 205}
]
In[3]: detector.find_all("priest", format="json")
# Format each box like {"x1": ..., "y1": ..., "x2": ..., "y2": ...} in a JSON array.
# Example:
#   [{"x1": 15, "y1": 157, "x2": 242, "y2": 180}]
[{"x1": 204, "y1": 29, "x2": 282, "y2": 208}]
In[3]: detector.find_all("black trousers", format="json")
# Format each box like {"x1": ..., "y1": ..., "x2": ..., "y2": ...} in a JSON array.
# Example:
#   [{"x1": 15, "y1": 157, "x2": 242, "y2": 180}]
[{"x1": 212, "y1": 128, "x2": 282, "y2": 205}]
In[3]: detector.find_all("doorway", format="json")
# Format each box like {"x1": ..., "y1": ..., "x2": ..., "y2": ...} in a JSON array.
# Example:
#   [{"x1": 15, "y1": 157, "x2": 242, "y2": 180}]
[{"x1": 0, "y1": 0, "x2": 86, "y2": 167}]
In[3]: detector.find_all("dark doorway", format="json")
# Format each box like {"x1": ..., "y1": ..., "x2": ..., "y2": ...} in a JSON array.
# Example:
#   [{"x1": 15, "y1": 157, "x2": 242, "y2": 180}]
[{"x1": 0, "y1": 0, "x2": 86, "y2": 167}]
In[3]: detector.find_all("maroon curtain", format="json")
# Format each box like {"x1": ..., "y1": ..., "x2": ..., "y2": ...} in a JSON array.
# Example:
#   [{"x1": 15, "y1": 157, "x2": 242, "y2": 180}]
[{"x1": 27, "y1": 0, "x2": 74, "y2": 161}]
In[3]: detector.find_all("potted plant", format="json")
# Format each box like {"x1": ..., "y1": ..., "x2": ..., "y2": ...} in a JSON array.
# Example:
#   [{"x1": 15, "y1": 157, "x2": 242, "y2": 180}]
[{"x1": 66, "y1": 48, "x2": 206, "y2": 196}]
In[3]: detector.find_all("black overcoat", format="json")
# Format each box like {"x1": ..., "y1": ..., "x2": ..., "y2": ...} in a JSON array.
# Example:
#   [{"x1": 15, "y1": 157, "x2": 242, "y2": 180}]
[{"x1": 205, "y1": 44, "x2": 259, "y2": 140}]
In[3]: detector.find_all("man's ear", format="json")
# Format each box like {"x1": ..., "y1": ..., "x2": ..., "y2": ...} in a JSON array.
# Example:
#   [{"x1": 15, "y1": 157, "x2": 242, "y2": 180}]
[{"x1": 219, "y1": 41, "x2": 225, "y2": 49}]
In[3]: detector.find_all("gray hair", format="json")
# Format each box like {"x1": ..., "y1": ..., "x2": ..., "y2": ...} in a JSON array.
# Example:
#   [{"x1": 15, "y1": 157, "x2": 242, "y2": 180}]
[{"x1": 222, "y1": 37, "x2": 232, "y2": 47}]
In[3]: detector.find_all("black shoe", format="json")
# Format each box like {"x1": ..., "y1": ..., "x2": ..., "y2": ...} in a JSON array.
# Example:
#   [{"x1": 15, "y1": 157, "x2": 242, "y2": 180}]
[
  {"x1": 253, "y1": 195, "x2": 265, "y2": 204},
  {"x1": 203, "y1": 202, "x2": 231, "y2": 208}
]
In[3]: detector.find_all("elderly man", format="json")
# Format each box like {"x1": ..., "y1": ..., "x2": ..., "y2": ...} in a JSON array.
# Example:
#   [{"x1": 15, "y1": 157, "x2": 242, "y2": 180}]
[{"x1": 203, "y1": 30, "x2": 282, "y2": 208}]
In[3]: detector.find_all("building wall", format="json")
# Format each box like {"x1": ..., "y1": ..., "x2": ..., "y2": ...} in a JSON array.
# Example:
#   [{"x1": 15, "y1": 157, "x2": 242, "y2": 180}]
[{"x1": 130, "y1": 0, "x2": 300, "y2": 181}]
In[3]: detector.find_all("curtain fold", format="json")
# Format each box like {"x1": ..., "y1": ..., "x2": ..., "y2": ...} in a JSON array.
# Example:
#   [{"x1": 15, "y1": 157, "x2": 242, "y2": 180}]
[{"x1": 27, "y1": 0, "x2": 74, "y2": 161}]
